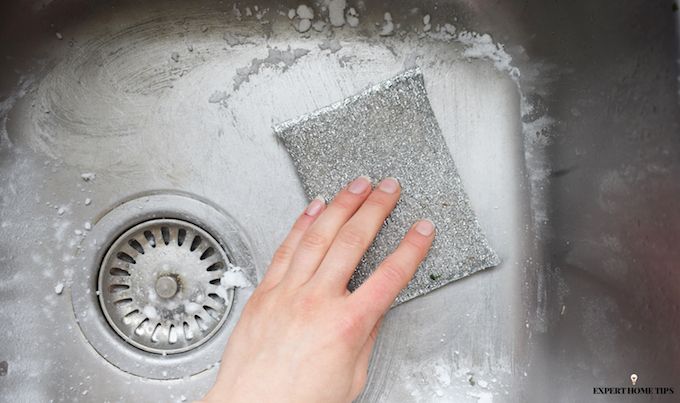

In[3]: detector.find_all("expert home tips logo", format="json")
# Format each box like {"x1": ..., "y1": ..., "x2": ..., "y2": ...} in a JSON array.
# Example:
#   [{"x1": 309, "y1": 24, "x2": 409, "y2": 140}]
[{"x1": 593, "y1": 373, "x2": 675, "y2": 396}]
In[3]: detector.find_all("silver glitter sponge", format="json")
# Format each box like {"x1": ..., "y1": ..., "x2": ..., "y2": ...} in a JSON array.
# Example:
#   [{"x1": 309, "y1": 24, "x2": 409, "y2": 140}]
[{"x1": 274, "y1": 68, "x2": 500, "y2": 304}]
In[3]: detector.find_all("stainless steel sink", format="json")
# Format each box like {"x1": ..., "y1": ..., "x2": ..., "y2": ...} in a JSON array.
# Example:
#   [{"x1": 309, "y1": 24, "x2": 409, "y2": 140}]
[{"x1": 1, "y1": 0, "x2": 678, "y2": 401}]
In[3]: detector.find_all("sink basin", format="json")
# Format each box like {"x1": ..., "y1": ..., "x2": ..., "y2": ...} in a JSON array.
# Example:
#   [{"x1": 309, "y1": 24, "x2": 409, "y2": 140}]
[{"x1": 1, "y1": 0, "x2": 678, "y2": 401}]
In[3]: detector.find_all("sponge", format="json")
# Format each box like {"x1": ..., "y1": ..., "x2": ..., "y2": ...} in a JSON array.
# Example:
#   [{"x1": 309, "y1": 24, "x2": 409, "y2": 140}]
[{"x1": 274, "y1": 68, "x2": 499, "y2": 304}]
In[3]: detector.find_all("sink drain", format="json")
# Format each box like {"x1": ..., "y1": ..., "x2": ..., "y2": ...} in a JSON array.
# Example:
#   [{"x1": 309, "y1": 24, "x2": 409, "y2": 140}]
[
  {"x1": 99, "y1": 219, "x2": 233, "y2": 354},
  {"x1": 71, "y1": 193, "x2": 258, "y2": 379}
]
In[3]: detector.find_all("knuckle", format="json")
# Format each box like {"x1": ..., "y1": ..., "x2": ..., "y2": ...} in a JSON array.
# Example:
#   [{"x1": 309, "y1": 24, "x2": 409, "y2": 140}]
[
  {"x1": 379, "y1": 259, "x2": 406, "y2": 287},
  {"x1": 363, "y1": 195, "x2": 391, "y2": 210},
  {"x1": 299, "y1": 230, "x2": 327, "y2": 250},
  {"x1": 337, "y1": 226, "x2": 367, "y2": 249},
  {"x1": 332, "y1": 193, "x2": 359, "y2": 210},
  {"x1": 271, "y1": 244, "x2": 294, "y2": 266},
  {"x1": 336, "y1": 312, "x2": 364, "y2": 339},
  {"x1": 292, "y1": 293, "x2": 320, "y2": 315},
  {"x1": 402, "y1": 234, "x2": 427, "y2": 251}
]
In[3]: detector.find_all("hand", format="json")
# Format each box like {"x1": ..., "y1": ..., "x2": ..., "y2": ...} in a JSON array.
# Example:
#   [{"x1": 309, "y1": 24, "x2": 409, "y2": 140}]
[{"x1": 200, "y1": 176, "x2": 435, "y2": 403}]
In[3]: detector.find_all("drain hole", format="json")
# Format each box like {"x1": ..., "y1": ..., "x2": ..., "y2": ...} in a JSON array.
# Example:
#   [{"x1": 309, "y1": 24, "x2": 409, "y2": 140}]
[
  {"x1": 190, "y1": 236, "x2": 202, "y2": 251},
  {"x1": 117, "y1": 252, "x2": 136, "y2": 264},
  {"x1": 178, "y1": 229, "x2": 187, "y2": 246},
  {"x1": 144, "y1": 231, "x2": 156, "y2": 247},
  {"x1": 168, "y1": 325, "x2": 178, "y2": 344},
  {"x1": 135, "y1": 319, "x2": 149, "y2": 336},
  {"x1": 124, "y1": 309, "x2": 140, "y2": 319},
  {"x1": 200, "y1": 247, "x2": 215, "y2": 260},
  {"x1": 206, "y1": 262, "x2": 224, "y2": 272},
  {"x1": 114, "y1": 297, "x2": 133, "y2": 306},
  {"x1": 204, "y1": 306, "x2": 220, "y2": 320},
  {"x1": 109, "y1": 284, "x2": 130, "y2": 293},
  {"x1": 110, "y1": 267, "x2": 130, "y2": 276},
  {"x1": 209, "y1": 278, "x2": 221, "y2": 285},
  {"x1": 195, "y1": 315, "x2": 208, "y2": 331},
  {"x1": 128, "y1": 239, "x2": 145, "y2": 254},
  {"x1": 123, "y1": 309, "x2": 140, "y2": 325},
  {"x1": 161, "y1": 227, "x2": 170, "y2": 245},
  {"x1": 151, "y1": 324, "x2": 162, "y2": 343},
  {"x1": 208, "y1": 293, "x2": 225, "y2": 306},
  {"x1": 183, "y1": 322, "x2": 193, "y2": 340}
]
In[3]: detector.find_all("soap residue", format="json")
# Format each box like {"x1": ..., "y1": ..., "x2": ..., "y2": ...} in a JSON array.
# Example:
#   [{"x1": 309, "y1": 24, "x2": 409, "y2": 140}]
[{"x1": 220, "y1": 263, "x2": 252, "y2": 290}]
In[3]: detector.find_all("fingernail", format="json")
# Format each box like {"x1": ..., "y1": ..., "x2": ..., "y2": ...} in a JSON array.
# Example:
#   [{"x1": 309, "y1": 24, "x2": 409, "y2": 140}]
[
  {"x1": 348, "y1": 176, "x2": 371, "y2": 194},
  {"x1": 414, "y1": 219, "x2": 435, "y2": 236},
  {"x1": 305, "y1": 197, "x2": 325, "y2": 216},
  {"x1": 378, "y1": 177, "x2": 400, "y2": 194}
]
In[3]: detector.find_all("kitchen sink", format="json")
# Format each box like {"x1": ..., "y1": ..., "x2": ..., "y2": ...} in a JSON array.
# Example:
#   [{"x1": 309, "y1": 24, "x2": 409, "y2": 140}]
[{"x1": 0, "y1": 0, "x2": 678, "y2": 401}]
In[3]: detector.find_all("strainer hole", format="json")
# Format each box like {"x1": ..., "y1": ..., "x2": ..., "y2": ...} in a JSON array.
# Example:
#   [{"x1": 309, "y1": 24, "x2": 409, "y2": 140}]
[
  {"x1": 124, "y1": 309, "x2": 139, "y2": 319},
  {"x1": 208, "y1": 293, "x2": 225, "y2": 306},
  {"x1": 204, "y1": 306, "x2": 220, "y2": 321},
  {"x1": 200, "y1": 247, "x2": 215, "y2": 260},
  {"x1": 190, "y1": 236, "x2": 202, "y2": 251},
  {"x1": 109, "y1": 284, "x2": 130, "y2": 293},
  {"x1": 114, "y1": 298, "x2": 133, "y2": 306},
  {"x1": 128, "y1": 239, "x2": 145, "y2": 254},
  {"x1": 169, "y1": 325, "x2": 178, "y2": 344},
  {"x1": 135, "y1": 319, "x2": 149, "y2": 336},
  {"x1": 183, "y1": 322, "x2": 193, "y2": 340},
  {"x1": 177, "y1": 229, "x2": 187, "y2": 246},
  {"x1": 195, "y1": 315, "x2": 208, "y2": 331},
  {"x1": 117, "y1": 252, "x2": 136, "y2": 264},
  {"x1": 161, "y1": 227, "x2": 170, "y2": 245},
  {"x1": 151, "y1": 324, "x2": 162, "y2": 343},
  {"x1": 206, "y1": 262, "x2": 224, "y2": 272},
  {"x1": 110, "y1": 267, "x2": 130, "y2": 276},
  {"x1": 144, "y1": 231, "x2": 156, "y2": 248}
]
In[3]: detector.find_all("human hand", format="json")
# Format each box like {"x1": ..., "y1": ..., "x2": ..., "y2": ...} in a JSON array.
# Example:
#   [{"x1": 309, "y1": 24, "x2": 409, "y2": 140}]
[{"x1": 200, "y1": 176, "x2": 435, "y2": 403}]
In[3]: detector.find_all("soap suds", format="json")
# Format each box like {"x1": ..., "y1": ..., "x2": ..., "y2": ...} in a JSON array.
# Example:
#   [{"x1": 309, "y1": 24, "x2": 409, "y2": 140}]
[
  {"x1": 346, "y1": 7, "x2": 359, "y2": 27},
  {"x1": 328, "y1": 0, "x2": 346, "y2": 27},
  {"x1": 208, "y1": 91, "x2": 228, "y2": 104},
  {"x1": 423, "y1": 14, "x2": 432, "y2": 32},
  {"x1": 142, "y1": 305, "x2": 159, "y2": 320},
  {"x1": 223, "y1": 32, "x2": 255, "y2": 47},
  {"x1": 456, "y1": 32, "x2": 519, "y2": 79},
  {"x1": 296, "y1": 18, "x2": 312, "y2": 33},
  {"x1": 296, "y1": 5, "x2": 314, "y2": 20},
  {"x1": 220, "y1": 264, "x2": 252, "y2": 289},
  {"x1": 233, "y1": 47, "x2": 310, "y2": 91},
  {"x1": 80, "y1": 172, "x2": 96, "y2": 182},
  {"x1": 379, "y1": 12, "x2": 394, "y2": 36},
  {"x1": 318, "y1": 39, "x2": 342, "y2": 53}
]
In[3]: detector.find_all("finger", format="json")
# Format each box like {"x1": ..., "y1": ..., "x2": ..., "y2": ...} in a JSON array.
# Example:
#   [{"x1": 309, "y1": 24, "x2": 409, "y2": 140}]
[
  {"x1": 259, "y1": 197, "x2": 326, "y2": 290},
  {"x1": 349, "y1": 220, "x2": 435, "y2": 321},
  {"x1": 350, "y1": 317, "x2": 384, "y2": 399},
  {"x1": 282, "y1": 176, "x2": 372, "y2": 287},
  {"x1": 312, "y1": 178, "x2": 400, "y2": 293}
]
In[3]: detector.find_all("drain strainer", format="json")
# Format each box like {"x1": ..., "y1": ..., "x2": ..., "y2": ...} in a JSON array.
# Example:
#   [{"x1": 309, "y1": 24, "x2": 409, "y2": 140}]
[
  {"x1": 72, "y1": 193, "x2": 258, "y2": 379},
  {"x1": 99, "y1": 219, "x2": 233, "y2": 354}
]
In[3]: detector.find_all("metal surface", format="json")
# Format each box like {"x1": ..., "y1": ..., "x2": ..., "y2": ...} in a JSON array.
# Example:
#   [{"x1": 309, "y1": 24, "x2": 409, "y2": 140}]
[
  {"x1": 0, "y1": 0, "x2": 678, "y2": 402},
  {"x1": 99, "y1": 218, "x2": 234, "y2": 355}
]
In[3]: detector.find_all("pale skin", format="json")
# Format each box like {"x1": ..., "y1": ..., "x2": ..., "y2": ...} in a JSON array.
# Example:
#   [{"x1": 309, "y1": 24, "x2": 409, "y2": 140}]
[{"x1": 199, "y1": 176, "x2": 435, "y2": 403}]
